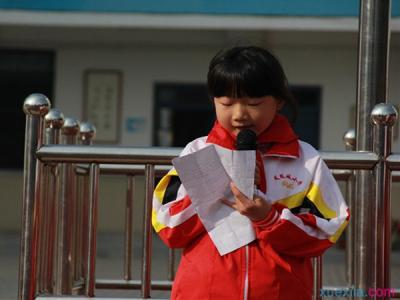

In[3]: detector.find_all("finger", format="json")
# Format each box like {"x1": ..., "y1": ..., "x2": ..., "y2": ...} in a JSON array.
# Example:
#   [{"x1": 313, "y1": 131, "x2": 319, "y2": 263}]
[
  {"x1": 256, "y1": 159, "x2": 262, "y2": 168},
  {"x1": 221, "y1": 198, "x2": 235, "y2": 208},
  {"x1": 254, "y1": 163, "x2": 261, "y2": 185},
  {"x1": 230, "y1": 182, "x2": 252, "y2": 204},
  {"x1": 230, "y1": 182, "x2": 245, "y2": 198}
]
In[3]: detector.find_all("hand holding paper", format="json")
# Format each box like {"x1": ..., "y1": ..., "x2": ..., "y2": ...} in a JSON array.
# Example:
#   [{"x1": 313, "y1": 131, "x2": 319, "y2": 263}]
[
  {"x1": 222, "y1": 182, "x2": 272, "y2": 222},
  {"x1": 172, "y1": 144, "x2": 256, "y2": 255}
]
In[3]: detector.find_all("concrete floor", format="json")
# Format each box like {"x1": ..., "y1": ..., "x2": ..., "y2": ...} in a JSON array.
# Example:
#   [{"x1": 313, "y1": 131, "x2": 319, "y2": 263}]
[{"x1": 1, "y1": 232, "x2": 399, "y2": 300}]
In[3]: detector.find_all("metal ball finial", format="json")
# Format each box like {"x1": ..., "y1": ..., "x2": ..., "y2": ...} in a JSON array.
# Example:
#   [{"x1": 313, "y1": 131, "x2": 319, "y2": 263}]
[
  {"x1": 23, "y1": 93, "x2": 51, "y2": 116},
  {"x1": 343, "y1": 128, "x2": 356, "y2": 147},
  {"x1": 62, "y1": 117, "x2": 80, "y2": 136},
  {"x1": 79, "y1": 122, "x2": 96, "y2": 142},
  {"x1": 371, "y1": 103, "x2": 398, "y2": 127},
  {"x1": 45, "y1": 108, "x2": 65, "y2": 129}
]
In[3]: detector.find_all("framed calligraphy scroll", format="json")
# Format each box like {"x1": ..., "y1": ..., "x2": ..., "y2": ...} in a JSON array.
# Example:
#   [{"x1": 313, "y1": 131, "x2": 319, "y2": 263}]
[{"x1": 83, "y1": 70, "x2": 122, "y2": 143}]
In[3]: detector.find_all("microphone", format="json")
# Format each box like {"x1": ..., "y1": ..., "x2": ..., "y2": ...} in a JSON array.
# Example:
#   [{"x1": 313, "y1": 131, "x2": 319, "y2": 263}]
[
  {"x1": 236, "y1": 129, "x2": 260, "y2": 199},
  {"x1": 235, "y1": 129, "x2": 257, "y2": 150}
]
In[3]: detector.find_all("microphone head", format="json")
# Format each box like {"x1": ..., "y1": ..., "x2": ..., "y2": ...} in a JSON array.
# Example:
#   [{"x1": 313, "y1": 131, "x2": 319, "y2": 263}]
[{"x1": 235, "y1": 129, "x2": 257, "y2": 150}]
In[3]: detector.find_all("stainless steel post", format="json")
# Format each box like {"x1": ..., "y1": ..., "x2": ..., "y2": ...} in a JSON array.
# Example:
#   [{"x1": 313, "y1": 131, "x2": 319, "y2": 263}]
[
  {"x1": 124, "y1": 175, "x2": 135, "y2": 281},
  {"x1": 312, "y1": 256, "x2": 322, "y2": 300},
  {"x1": 167, "y1": 249, "x2": 176, "y2": 281},
  {"x1": 40, "y1": 109, "x2": 64, "y2": 294},
  {"x1": 78, "y1": 121, "x2": 95, "y2": 288},
  {"x1": 84, "y1": 163, "x2": 100, "y2": 296},
  {"x1": 371, "y1": 104, "x2": 398, "y2": 294},
  {"x1": 81, "y1": 169, "x2": 90, "y2": 287},
  {"x1": 142, "y1": 164, "x2": 155, "y2": 298},
  {"x1": 45, "y1": 109, "x2": 65, "y2": 145},
  {"x1": 19, "y1": 94, "x2": 50, "y2": 300},
  {"x1": 357, "y1": 0, "x2": 391, "y2": 143},
  {"x1": 343, "y1": 129, "x2": 356, "y2": 290},
  {"x1": 74, "y1": 174, "x2": 83, "y2": 287},
  {"x1": 355, "y1": 0, "x2": 391, "y2": 296},
  {"x1": 55, "y1": 117, "x2": 79, "y2": 294},
  {"x1": 79, "y1": 122, "x2": 96, "y2": 146}
]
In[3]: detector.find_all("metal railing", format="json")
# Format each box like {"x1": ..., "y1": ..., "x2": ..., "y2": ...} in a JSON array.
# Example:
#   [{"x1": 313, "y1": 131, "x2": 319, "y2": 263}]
[{"x1": 18, "y1": 92, "x2": 400, "y2": 300}]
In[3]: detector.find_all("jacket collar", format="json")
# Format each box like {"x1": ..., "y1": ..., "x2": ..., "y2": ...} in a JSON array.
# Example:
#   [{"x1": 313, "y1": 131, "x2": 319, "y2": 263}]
[{"x1": 206, "y1": 114, "x2": 299, "y2": 158}]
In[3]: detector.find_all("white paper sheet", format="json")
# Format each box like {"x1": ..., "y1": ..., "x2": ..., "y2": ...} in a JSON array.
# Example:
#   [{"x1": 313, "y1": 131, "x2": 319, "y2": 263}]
[{"x1": 172, "y1": 144, "x2": 256, "y2": 255}]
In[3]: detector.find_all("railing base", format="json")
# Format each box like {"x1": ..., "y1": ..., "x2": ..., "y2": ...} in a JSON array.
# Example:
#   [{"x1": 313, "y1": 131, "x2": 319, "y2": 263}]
[
  {"x1": 36, "y1": 297, "x2": 168, "y2": 300},
  {"x1": 96, "y1": 279, "x2": 172, "y2": 290}
]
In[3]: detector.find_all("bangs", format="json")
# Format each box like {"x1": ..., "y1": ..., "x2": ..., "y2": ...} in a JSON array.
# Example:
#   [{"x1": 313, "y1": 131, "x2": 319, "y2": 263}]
[
  {"x1": 207, "y1": 52, "x2": 275, "y2": 98},
  {"x1": 207, "y1": 46, "x2": 298, "y2": 123}
]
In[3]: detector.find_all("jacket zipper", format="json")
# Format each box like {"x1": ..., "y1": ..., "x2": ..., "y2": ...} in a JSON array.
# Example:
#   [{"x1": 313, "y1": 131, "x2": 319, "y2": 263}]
[{"x1": 244, "y1": 245, "x2": 249, "y2": 300}]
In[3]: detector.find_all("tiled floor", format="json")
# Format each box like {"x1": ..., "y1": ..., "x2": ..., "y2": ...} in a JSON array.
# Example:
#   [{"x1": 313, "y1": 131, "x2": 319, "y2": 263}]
[{"x1": 1, "y1": 232, "x2": 399, "y2": 300}]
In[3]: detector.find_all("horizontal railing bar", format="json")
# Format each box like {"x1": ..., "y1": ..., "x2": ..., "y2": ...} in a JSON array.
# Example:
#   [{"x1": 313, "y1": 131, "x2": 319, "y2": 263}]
[
  {"x1": 38, "y1": 146, "x2": 379, "y2": 170},
  {"x1": 100, "y1": 164, "x2": 170, "y2": 176},
  {"x1": 393, "y1": 171, "x2": 400, "y2": 182},
  {"x1": 76, "y1": 164, "x2": 171, "y2": 176},
  {"x1": 78, "y1": 166, "x2": 400, "y2": 182},
  {"x1": 387, "y1": 154, "x2": 400, "y2": 170},
  {"x1": 37, "y1": 145, "x2": 182, "y2": 165},
  {"x1": 320, "y1": 151, "x2": 378, "y2": 170},
  {"x1": 331, "y1": 170, "x2": 400, "y2": 182},
  {"x1": 71, "y1": 279, "x2": 84, "y2": 292},
  {"x1": 42, "y1": 147, "x2": 400, "y2": 182},
  {"x1": 332, "y1": 170, "x2": 352, "y2": 181},
  {"x1": 96, "y1": 279, "x2": 172, "y2": 290}
]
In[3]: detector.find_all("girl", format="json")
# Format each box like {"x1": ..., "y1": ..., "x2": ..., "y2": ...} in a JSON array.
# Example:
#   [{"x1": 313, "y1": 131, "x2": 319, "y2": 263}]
[{"x1": 152, "y1": 46, "x2": 349, "y2": 300}]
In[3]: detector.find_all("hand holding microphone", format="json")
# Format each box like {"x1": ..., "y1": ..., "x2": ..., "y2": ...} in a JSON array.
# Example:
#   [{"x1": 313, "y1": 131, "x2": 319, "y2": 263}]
[{"x1": 221, "y1": 129, "x2": 272, "y2": 221}]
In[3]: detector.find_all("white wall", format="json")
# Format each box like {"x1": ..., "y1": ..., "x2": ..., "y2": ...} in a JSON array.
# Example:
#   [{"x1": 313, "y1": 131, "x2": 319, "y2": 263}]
[
  {"x1": 53, "y1": 43, "x2": 374, "y2": 151},
  {"x1": 55, "y1": 46, "x2": 215, "y2": 147},
  {"x1": 278, "y1": 45, "x2": 359, "y2": 150}
]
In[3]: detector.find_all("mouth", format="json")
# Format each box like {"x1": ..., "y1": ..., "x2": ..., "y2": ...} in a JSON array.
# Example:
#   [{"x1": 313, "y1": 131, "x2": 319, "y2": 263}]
[
  {"x1": 235, "y1": 126, "x2": 254, "y2": 131},
  {"x1": 233, "y1": 126, "x2": 256, "y2": 135}
]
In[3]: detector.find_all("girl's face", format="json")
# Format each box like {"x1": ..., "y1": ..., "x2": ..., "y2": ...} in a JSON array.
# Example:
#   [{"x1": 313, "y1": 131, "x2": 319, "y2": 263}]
[{"x1": 214, "y1": 96, "x2": 283, "y2": 137}]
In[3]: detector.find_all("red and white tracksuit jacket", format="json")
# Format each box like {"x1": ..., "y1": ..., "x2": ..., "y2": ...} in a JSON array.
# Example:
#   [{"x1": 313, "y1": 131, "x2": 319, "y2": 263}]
[{"x1": 152, "y1": 115, "x2": 349, "y2": 300}]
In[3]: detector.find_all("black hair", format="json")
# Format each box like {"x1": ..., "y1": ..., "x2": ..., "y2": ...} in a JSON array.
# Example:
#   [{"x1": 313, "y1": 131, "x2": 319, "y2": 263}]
[{"x1": 207, "y1": 46, "x2": 298, "y2": 123}]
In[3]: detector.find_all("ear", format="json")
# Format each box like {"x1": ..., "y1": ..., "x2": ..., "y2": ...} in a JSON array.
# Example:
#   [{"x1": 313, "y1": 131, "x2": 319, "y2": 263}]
[{"x1": 276, "y1": 99, "x2": 285, "y2": 111}]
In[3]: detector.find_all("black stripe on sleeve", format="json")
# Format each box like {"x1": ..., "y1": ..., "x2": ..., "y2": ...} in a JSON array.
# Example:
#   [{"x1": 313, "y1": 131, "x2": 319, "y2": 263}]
[
  {"x1": 162, "y1": 176, "x2": 182, "y2": 204},
  {"x1": 290, "y1": 197, "x2": 330, "y2": 221}
]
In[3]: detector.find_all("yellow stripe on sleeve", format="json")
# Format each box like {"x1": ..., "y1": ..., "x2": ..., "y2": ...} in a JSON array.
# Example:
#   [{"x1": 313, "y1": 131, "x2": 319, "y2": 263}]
[
  {"x1": 277, "y1": 190, "x2": 307, "y2": 208},
  {"x1": 154, "y1": 169, "x2": 178, "y2": 203},
  {"x1": 307, "y1": 183, "x2": 337, "y2": 219},
  {"x1": 152, "y1": 169, "x2": 178, "y2": 233},
  {"x1": 152, "y1": 208, "x2": 167, "y2": 233},
  {"x1": 329, "y1": 219, "x2": 349, "y2": 243}
]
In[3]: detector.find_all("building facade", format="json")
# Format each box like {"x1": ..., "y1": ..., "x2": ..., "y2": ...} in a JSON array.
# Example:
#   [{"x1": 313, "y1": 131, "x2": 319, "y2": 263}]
[{"x1": 1, "y1": 0, "x2": 399, "y2": 230}]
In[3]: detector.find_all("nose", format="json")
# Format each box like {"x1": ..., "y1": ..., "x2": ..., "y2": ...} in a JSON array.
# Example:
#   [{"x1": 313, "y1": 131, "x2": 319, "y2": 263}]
[{"x1": 232, "y1": 103, "x2": 248, "y2": 123}]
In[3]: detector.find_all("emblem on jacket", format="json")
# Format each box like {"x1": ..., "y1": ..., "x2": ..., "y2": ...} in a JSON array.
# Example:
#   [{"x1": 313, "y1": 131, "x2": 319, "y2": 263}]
[{"x1": 274, "y1": 174, "x2": 303, "y2": 190}]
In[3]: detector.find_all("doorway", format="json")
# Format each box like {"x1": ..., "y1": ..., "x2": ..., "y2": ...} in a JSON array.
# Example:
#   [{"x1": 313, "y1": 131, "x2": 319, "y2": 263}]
[
  {"x1": 153, "y1": 83, "x2": 321, "y2": 149},
  {"x1": 0, "y1": 49, "x2": 55, "y2": 169}
]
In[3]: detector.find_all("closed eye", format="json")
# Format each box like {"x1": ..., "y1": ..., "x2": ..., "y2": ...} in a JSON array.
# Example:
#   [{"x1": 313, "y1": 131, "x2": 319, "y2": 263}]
[
  {"x1": 248, "y1": 101, "x2": 263, "y2": 106},
  {"x1": 217, "y1": 100, "x2": 233, "y2": 106}
]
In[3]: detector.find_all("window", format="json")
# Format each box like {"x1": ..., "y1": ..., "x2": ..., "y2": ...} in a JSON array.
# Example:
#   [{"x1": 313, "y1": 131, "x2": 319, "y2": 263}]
[
  {"x1": 153, "y1": 83, "x2": 321, "y2": 149},
  {"x1": 286, "y1": 86, "x2": 321, "y2": 149},
  {"x1": 0, "y1": 49, "x2": 54, "y2": 169},
  {"x1": 153, "y1": 83, "x2": 214, "y2": 147}
]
